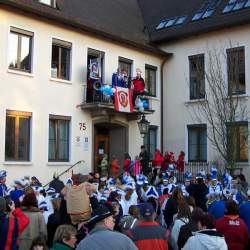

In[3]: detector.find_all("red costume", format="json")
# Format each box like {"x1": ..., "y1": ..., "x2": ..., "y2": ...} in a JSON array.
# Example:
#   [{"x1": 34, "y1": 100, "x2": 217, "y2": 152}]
[
  {"x1": 153, "y1": 149, "x2": 164, "y2": 169},
  {"x1": 111, "y1": 159, "x2": 119, "y2": 177},
  {"x1": 176, "y1": 151, "x2": 185, "y2": 172},
  {"x1": 123, "y1": 159, "x2": 131, "y2": 173}
]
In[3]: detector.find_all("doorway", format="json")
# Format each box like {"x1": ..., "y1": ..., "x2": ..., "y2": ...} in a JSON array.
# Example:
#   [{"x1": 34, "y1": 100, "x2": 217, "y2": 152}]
[{"x1": 94, "y1": 122, "x2": 128, "y2": 173}]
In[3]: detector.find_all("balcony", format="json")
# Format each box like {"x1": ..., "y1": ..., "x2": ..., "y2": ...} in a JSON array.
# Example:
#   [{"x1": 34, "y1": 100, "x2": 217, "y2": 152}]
[{"x1": 79, "y1": 85, "x2": 154, "y2": 120}]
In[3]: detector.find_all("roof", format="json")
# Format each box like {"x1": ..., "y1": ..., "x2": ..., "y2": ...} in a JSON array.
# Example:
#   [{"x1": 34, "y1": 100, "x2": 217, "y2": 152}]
[
  {"x1": 0, "y1": 0, "x2": 168, "y2": 56},
  {"x1": 2, "y1": 0, "x2": 250, "y2": 47},
  {"x1": 138, "y1": 0, "x2": 250, "y2": 43}
]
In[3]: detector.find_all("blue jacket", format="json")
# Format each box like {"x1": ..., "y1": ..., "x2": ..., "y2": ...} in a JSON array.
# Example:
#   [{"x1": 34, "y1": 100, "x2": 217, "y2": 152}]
[
  {"x1": 0, "y1": 184, "x2": 7, "y2": 197},
  {"x1": 240, "y1": 200, "x2": 250, "y2": 235}
]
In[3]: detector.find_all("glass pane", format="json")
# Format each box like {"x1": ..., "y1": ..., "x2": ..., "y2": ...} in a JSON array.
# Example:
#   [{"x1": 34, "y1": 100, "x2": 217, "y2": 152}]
[
  {"x1": 239, "y1": 125, "x2": 248, "y2": 160},
  {"x1": 8, "y1": 32, "x2": 18, "y2": 69},
  {"x1": 18, "y1": 117, "x2": 30, "y2": 161},
  {"x1": 39, "y1": 0, "x2": 51, "y2": 5},
  {"x1": 188, "y1": 129, "x2": 198, "y2": 161},
  {"x1": 119, "y1": 61, "x2": 131, "y2": 77},
  {"x1": 200, "y1": 129, "x2": 207, "y2": 161},
  {"x1": 61, "y1": 47, "x2": 71, "y2": 80},
  {"x1": 20, "y1": 35, "x2": 31, "y2": 72},
  {"x1": 58, "y1": 120, "x2": 69, "y2": 160},
  {"x1": 51, "y1": 44, "x2": 59, "y2": 78},
  {"x1": 49, "y1": 120, "x2": 56, "y2": 160},
  {"x1": 5, "y1": 116, "x2": 16, "y2": 160}
]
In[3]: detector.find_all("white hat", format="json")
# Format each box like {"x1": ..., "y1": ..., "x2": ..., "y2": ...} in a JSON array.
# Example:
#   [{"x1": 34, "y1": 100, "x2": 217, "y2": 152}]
[{"x1": 14, "y1": 179, "x2": 25, "y2": 187}]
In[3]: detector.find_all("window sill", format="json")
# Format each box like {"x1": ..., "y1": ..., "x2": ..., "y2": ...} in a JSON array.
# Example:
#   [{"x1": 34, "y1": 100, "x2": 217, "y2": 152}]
[
  {"x1": 185, "y1": 98, "x2": 206, "y2": 105},
  {"x1": 3, "y1": 161, "x2": 33, "y2": 166},
  {"x1": 227, "y1": 94, "x2": 249, "y2": 99},
  {"x1": 47, "y1": 162, "x2": 72, "y2": 166},
  {"x1": 50, "y1": 77, "x2": 72, "y2": 85},
  {"x1": 7, "y1": 69, "x2": 34, "y2": 78}
]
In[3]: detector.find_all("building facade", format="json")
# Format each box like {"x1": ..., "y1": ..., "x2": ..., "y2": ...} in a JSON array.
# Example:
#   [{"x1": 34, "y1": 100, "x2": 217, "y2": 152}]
[{"x1": 0, "y1": 2, "x2": 164, "y2": 184}]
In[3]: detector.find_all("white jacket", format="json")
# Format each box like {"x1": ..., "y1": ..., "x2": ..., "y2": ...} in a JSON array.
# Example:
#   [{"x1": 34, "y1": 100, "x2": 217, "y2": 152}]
[{"x1": 182, "y1": 230, "x2": 228, "y2": 250}]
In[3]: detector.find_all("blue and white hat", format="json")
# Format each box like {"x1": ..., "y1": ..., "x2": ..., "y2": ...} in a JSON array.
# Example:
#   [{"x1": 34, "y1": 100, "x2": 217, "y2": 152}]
[
  {"x1": 196, "y1": 170, "x2": 206, "y2": 179},
  {"x1": 136, "y1": 174, "x2": 145, "y2": 185},
  {"x1": 99, "y1": 194, "x2": 108, "y2": 202},
  {"x1": 65, "y1": 178, "x2": 73, "y2": 186},
  {"x1": 146, "y1": 186, "x2": 159, "y2": 199},
  {"x1": 46, "y1": 187, "x2": 56, "y2": 195},
  {"x1": 107, "y1": 177, "x2": 116, "y2": 187},
  {"x1": 125, "y1": 182, "x2": 135, "y2": 190},
  {"x1": 0, "y1": 170, "x2": 7, "y2": 180},
  {"x1": 184, "y1": 171, "x2": 192, "y2": 181},
  {"x1": 14, "y1": 179, "x2": 25, "y2": 187},
  {"x1": 168, "y1": 164, "x2": 175, "y2": 172},
  {"x1": 32, "y1": 186, "x2": 43, "y2": 193},
  {"x1": 162, "y1": 173, "x2": 169, "y2": 183},
  {"x1": 39, "y1": 200, "x2": 48, "y2": 211},
  {"x1": 210, "y1": 167, "x2": 218, "y2": 180}
]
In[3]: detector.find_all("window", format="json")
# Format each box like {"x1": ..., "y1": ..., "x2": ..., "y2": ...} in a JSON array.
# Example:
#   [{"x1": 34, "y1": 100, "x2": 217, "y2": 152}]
[
  {"x1": 189, "y1": 54, "x2": 205, "y2": 100},
  {"x1": 192, "y1": 0, "x2": 220, "y2": 21},
  {"x1": 8, "y1": 27, "x2": 33, "y2": 73},
  {"x1": 49, "y1": 115, "x2": 70, "y2": 162},
  {"x1": 51, "y1": 38, "x2": 72, "y2": 80},
  {"x1": 144, "y1": 126, "x2": 158, "y2": 160},
  {"x1": 39, "y1": 0, "x2": 56, "y2": 8},
  {"x1": 5, "y1": 110, "x2": 31, "y2": 161},
  {"x1": 227, "y1": 47, "x2": 245, "y2": 95},
  {"x1": 223, "y1": 0, "x2": 250, "y2": 13},
  {"x1": 155, "y1": 16, "x2": 187, "y2": 30},
  {"x1": 227, "y1": 122, "x2": 248, "y2": 161},
  {"x1": 118, "y1": 57, "x2": 133, "y2": 78},
  {"x1": 188, "y1": 125, "x2": 207, "y2": 162},
  {"x1": 87, "y1": 48, "x2": 104, "y2": 81},
  {"x1": 145, "y1": 65, "x2": 157, "y2": 97}
]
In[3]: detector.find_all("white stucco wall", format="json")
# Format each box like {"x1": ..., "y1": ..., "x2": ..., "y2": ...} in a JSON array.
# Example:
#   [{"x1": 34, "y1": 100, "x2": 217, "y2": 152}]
[
  {"x1": 0, "y1": 9, "x2": 162, "y2": 185},
  {"x1": 161, "y1": 25, "x2": 250, "y2": 179}
]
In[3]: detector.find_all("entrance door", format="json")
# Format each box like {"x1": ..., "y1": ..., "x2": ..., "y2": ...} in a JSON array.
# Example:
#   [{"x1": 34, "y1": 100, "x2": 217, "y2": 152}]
[{"x1": 95, "y1": 135, "x2": 109, "y2": 170}]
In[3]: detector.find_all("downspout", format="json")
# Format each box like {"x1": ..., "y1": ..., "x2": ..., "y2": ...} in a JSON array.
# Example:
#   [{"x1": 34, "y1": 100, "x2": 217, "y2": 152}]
[{"x1": 160, "y1": 57, "x2": 168, "y2": 153}]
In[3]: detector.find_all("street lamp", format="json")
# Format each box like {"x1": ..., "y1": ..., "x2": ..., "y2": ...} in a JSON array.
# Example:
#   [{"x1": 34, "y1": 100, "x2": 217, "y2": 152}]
[{"x1": 137, "y1": 114, "x2": 150, "y2": 138}]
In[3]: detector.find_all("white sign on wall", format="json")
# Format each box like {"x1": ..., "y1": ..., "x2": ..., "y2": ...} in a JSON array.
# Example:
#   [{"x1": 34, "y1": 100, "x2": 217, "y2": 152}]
[{"x1": 83, "y1": 137, "x2": 89, "y2": 151}]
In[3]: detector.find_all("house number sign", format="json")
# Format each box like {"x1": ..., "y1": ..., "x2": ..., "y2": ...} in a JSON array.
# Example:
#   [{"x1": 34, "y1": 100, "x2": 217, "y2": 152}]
[{"x1": 79, "y1": 123, "x2": 86, "y2": 131}]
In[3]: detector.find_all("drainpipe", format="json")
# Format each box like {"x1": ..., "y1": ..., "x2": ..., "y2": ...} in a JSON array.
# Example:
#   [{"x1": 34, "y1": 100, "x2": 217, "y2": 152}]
[{"x1": 160, "y1": 57, "x2": 168, "y2": 153}]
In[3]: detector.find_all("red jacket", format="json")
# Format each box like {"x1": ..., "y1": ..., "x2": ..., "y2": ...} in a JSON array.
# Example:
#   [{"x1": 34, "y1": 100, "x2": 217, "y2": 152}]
[
  {"x1": 127, "y1": 221, "x2": 168, "y2": 250},
  {"x1": 216, "y1": 215, "x2": 249, "y2": 250},
  {"x1": 133, "y1": 78, "x2": 145, "y2": 93},
  {"x1": 123, "y1": 159, "x2": 131, "y2": 172},
  {"x1": 0, "y1": 208, "x2": 29, "y2": 250},
  {"x1": 176, "y1": 153, "x2": 185, "y2": 172}
]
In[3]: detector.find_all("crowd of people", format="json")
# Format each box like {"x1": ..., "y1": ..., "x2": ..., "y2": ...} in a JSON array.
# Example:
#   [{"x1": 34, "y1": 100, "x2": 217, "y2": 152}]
[{"x1": 0, "y1": 146, "x2": 250, "y2": 250}]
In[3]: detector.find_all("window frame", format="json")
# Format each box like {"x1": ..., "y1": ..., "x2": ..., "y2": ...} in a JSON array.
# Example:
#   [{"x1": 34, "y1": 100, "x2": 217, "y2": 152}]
[
  {"x1": 118, "y1": 57, "x2": 133, "y2": 78},
  {"x1": 189, "y1": 54, "x2": 205, "y2": 100},
  {"x1": 188, "y1": 124, "x2": 207, "y2": 162},
  {"x1": 5, "y1": 110, "x2": 32, "y2": 162},
  {"x1": 227, "y1": 46, "x2": 246, "y2": 95},
  {"x1": 51, "y1": 38, "x2": 72, "y2": 81},
  {"x1": 145, "y1": 64, "x2": 157, "y2": 97},
  {"x1": 227, "y1": 121, "x2": 248, "y2": 162},
  {"x1": 48, "y1": 115, "x2": 71, "y2": 162},
  {"x1": 87, "y1": 48, "x2": 105, "y2": 82},
  {"x1": 8, "y1": 27, "x2": 33, "y2": 73}
]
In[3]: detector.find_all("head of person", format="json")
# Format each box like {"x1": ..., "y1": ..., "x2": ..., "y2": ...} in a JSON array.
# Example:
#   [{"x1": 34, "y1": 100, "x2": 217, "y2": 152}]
[
  {"x1": 72, "y1": 173, "x2": 86, "y2": 186},
  {"x1": 140, "y1": 145, "x2": 145, "y2": 152},
  {"x1": 172, "y1": 187, "x2": 185, "y2": 203},
  {"x1": 225, "y1": 199, "x2": 239, "y2": 215},
  {"x1": 21, "y1": 192, "x2": 38, "y2": 208},
  {"x1": 140, "y1": 202, "x2": 155, "y2": 222},
  {"x1": 53, "y1": 225, "x2": 77, "y2": 248},
  {"x1": 30, "y1": 236, "x2": 48, "y2": 250},
  {"x1": 185, "y1": 196, "x2": 196, "y2": 212},
  {"x1": 124, "y1": 153, "x2": 131, "y2": 160},
  {"x1": 0, "y1": 197, "x2": 6, "y2": 213},
  {"x1": 136, "y1": 68, "x2": 142, "y2": 78},
  {"x1": 87, "y1": 205, "x2": 115, "y2": 230},
  {"x1": 190, "y1": 207, "x2": 204, "y2": 224},
  {"x1": 88, "y1": 172, "x2": 94, "y2": 181},
  {"x1": 94, "y1": 172, "x2": 100, "y2": 180},
  {"x1": 0, "y1": 170, "x2": 7, "y2": 184},
  {"x1": 200, "y1": 213, "x2": 216, "y2": 230},
  {"x1": 129, "y1": 205, "x2": 139, "y2": 219},
  {"x1": 177, "y1": 202, "x2": 191, "y2": 220}
]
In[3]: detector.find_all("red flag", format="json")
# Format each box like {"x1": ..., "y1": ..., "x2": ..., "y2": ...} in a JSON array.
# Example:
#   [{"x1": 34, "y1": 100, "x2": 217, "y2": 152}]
[{"x1": 114, "y1": 87, "x2": 133, "y2": 112}]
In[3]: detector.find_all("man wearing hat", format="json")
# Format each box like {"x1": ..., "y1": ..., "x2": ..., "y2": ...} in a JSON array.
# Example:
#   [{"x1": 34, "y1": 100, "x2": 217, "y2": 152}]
[
  {"x1": 76, "y1": 205, "x2": 137, "y2": 250},
  {"x1": 0, "y1": 170, "x2": 7, "y2": 197},
  {"x1": 127, "y1": 202, "x2": 169, "y2": 250}
]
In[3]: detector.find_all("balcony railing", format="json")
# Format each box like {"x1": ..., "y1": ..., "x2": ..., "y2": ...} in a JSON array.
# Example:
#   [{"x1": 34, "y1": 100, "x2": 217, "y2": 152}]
[{"x1": 80, "y1": 85, "x2": 154, "y2": 116}]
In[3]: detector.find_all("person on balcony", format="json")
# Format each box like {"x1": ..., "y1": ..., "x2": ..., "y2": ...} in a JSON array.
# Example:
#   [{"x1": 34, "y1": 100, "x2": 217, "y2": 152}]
[{"x1": 132, "y1": 68, "x2": 145, "y2": 105}]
